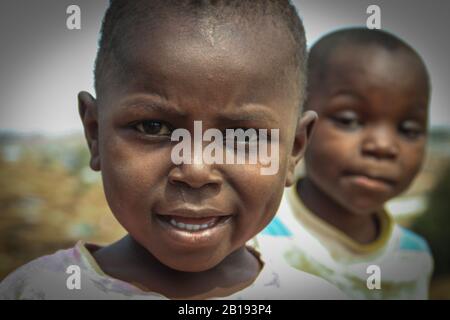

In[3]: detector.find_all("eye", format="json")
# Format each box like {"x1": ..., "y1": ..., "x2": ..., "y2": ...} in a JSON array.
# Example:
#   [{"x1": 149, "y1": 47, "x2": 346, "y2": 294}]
[
  {"x1": 399, "y1": 120, "x2": 424, "y2": 140},
  {"x1": 224, "y1": 128, "x2": 262, "y2": 148},
  {"x1": 134, "y1": 120, "x2": 172, "y2": 136},
  {"x1": 330, "y1": 110, "x2": 362, "y2": 130},
  {"x1": 223, "y1": 127, "x2": 271, "y2": 149}
]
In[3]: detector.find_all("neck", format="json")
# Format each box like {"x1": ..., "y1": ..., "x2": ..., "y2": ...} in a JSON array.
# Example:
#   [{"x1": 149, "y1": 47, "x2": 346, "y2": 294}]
[
  {"x1": 298, "y1": 177, "x2": 379, "y2": 244},
  {"x1": 93, "y1": 235, "x2": 261, "y2": 299}
]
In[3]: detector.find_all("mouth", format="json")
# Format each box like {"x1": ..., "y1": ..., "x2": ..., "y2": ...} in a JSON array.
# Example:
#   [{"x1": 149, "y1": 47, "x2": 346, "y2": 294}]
[
  {"x1": 342, "y1": 170, "x2": 396, "y2": 192},
  {"x1": 153, "y1": 208, "x2": 234, "y2": 248},
  {"x1": 156, "y1": 214, "x2": 232, "y2": 232}
]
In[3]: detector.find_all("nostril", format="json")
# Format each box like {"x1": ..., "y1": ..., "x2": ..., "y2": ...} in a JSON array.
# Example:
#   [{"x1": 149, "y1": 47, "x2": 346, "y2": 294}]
[
  {"x1": 168, "y1": 166, "x2": 223, "y2": 189},
  {"x1": 362, "y1": 144, "x2": 398, "y2": 160},
  {"x1": 168, "y1": 179, "x2": 222, "y2": 202}
]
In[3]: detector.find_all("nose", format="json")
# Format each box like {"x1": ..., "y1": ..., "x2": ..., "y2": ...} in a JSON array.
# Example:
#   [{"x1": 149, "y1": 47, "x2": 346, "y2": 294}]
[
  {"x1": 168, "y1": 162, "x2": 223, "y2": 190},
  {"x1": 361, "y1": 125, "x2": 399, "y2": 160}
]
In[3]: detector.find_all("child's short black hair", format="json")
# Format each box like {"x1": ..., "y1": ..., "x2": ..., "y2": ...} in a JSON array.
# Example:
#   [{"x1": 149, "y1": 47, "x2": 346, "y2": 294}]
[
  {"x1": 307, "y1": 27, "x2": 430, "y2": 97},
  {"x1": 94, "y1": 0, "x2": 307, "y2": 106}
]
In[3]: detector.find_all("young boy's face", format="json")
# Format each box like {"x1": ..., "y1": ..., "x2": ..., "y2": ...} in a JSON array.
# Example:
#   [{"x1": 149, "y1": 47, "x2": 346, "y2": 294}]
[
  {"x1": 305, "y1": 44, "x2": 429, "y2": 215},
  {"x1": 79, "y1": 14, "x2": 313, "y2": 271}
]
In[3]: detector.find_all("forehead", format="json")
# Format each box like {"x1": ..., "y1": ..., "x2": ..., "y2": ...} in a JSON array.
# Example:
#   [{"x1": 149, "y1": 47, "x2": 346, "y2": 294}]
[
  {"x1": 107, "y1": 11, "x2": 299, "y2": 114},
  {"x1": 315, "y1": 44, "x2": 429, "y2": 116},
  {"x1": 327, "y1": 44, "x2": 427, "y2": 92}
]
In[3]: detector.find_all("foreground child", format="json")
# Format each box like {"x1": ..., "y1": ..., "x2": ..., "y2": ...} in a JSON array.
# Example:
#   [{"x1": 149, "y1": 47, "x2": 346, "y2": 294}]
[{"x1": 0, "y1": 0, "x2": 344, "y2": 299}]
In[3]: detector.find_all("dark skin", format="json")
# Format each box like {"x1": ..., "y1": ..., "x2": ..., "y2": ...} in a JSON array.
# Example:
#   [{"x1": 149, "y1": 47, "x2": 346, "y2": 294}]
[
  {"x1": 302, "y1": 44, "x2": 429, "y2": 244},
  {"x1": 79, "y1": 12, "x2": 316, "y2": 298}
]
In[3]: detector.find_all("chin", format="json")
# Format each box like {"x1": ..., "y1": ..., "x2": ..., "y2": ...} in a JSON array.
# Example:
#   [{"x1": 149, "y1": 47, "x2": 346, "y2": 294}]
[{"x1": 335, "y1": 190, "x2": 386, "y2": 215}]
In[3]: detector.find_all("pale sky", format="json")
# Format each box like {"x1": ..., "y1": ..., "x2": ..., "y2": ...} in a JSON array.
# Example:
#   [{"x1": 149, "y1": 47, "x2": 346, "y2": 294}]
[{"x1": 0, "y1": 0, "x2": 448, "y2": 135}]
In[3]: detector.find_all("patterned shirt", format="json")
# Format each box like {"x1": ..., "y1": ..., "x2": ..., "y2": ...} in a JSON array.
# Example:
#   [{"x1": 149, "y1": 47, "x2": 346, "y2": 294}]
[{"x1": 0, "y1": 239, "x2": 345, "y2": 300}]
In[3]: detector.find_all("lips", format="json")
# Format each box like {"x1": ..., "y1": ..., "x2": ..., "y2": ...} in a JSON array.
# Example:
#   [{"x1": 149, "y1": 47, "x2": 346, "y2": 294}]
[
  {"x1": 159, "y1": 215, "x2": 231, "y2": 232},
  {"x1": 342, "y1": 170, "x2": 397, "y2": 192},
  {"x1": 153, "y1": 207, "x2": 234, "y2": 249},
  {"x1": 169, "y1": 217, "x2": 217, "y2": 231},
  {"x1": 155, "y1": 207, "x2": 233, "y2": 233}
]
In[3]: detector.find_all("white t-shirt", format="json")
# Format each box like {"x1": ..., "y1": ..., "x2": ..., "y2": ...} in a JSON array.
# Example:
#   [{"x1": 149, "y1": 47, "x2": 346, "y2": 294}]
[
  {"x1": 259, "y1": 183, "x2": 434, "y2": 300},
  {"x1": 0, "y1": 240, "x2": 346, "y2": 300}
]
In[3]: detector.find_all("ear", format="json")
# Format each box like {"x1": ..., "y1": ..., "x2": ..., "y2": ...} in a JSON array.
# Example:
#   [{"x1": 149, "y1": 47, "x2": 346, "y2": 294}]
[
  {"x1": 285, "y1": 110, "x2": 317, "y2": 187},
  {"x1": 78, "y1": 91, "x2": 101, "y2": 171}
]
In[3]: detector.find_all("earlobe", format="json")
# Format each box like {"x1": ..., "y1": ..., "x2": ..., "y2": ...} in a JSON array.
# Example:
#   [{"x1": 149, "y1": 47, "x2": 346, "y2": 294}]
[
  {"x1": 78, "y1": 91, "x2": 101, "y2": 171},
  {"x1": 285, "y1": 110, "x2": 318, "y2": 187}
]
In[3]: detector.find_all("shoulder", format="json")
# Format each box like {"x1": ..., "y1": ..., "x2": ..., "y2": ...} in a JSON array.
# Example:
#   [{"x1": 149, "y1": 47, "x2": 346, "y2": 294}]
[
  {"x1": 260, "y1": 215, "x2": 293, "y2": 237},
  {"x1": 0, "y1": 244, "x2": 83, "y2": 299},
  {"x1": 381, "y1": 225, "x2": 434, "y2": 284},
  {"x1": 260, "y1": 258, "x2": 348, "y2": 300},
  {"x1": 396, "y1": 227, "x2": 431, "y2": 253},
  {"x1": 248, "y1": 236, "x2": 347, "y2": 300}
]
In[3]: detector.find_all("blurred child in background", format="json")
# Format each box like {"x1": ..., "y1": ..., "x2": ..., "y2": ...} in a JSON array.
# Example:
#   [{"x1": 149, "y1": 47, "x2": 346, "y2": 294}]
[{"x1": 260, "y1": 28, "x2": 433, "y2": 299}]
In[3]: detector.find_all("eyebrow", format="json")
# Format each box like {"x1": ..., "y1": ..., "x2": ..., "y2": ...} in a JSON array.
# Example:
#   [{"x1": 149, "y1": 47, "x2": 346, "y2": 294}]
[
  {"x1": 120, "y1": 96, "x2": 278, "y2": 123},
  {"x1": 329, "y1": 89, "x2": 366, "y2": 102},
  {"x1": 405, "y1": 104, "x2": 428, "y2": 118},
  {"x1": 120, "y1": 94, "x2": 188, "y2": 117}
]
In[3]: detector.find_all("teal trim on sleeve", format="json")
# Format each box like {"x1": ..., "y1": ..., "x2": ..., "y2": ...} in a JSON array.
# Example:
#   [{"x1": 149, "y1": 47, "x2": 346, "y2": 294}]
[
  {"x1": 261, "y1": 216, "x2": 293, "y2": 237},
  {"x1": 399, "y1": 227, "x2": 430, "y2": 253}
]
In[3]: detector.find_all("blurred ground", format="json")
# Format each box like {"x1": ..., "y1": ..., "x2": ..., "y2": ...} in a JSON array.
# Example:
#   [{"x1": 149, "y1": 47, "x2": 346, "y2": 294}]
[{"x1": 0, "y1": 128, "x2": 449, "y2": 298}]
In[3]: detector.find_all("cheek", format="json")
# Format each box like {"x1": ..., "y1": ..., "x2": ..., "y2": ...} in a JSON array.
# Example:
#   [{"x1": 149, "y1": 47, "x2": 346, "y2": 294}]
[
  {"x1": 397, "y1": 141, "x2": 426, "y2": 187},
  {"x1": 237, "y1": 166, "x2": 284, "y2": 202},
  {"x1": 100, "y1": 137, "x2": 172, "y2": 219},
  {"x1": 239, "y1": 144, "x2": 288, "y2": 198},
  {"x1": 305, "y1": 123, "x2": 357, "y2": 179},
  {"x1": 224, "y1": 160, "x2": 287, "y2": 235}
]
